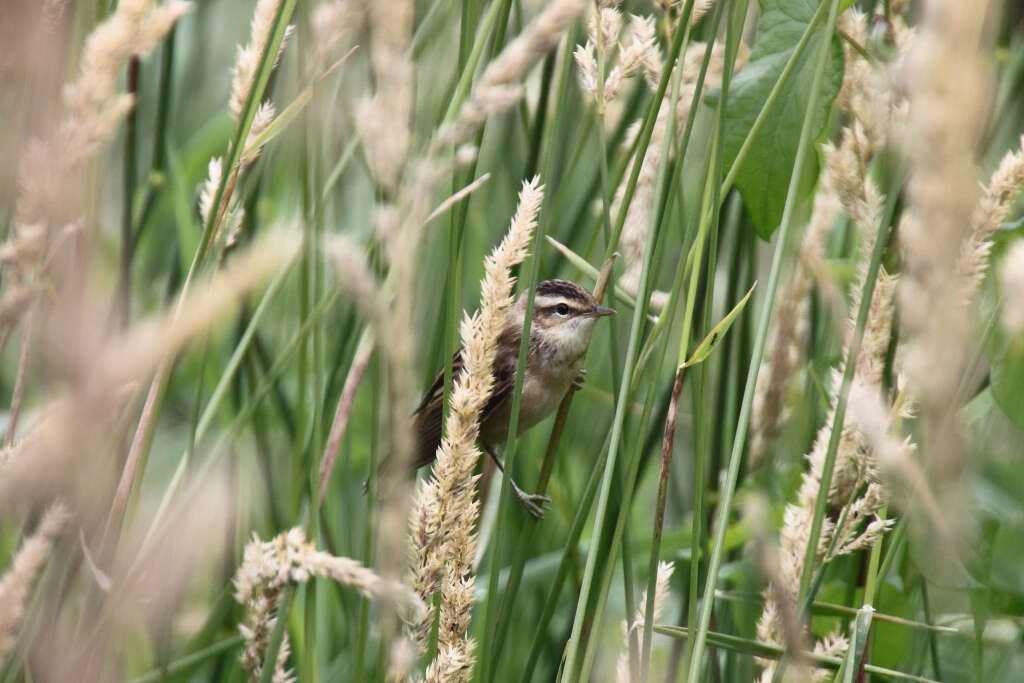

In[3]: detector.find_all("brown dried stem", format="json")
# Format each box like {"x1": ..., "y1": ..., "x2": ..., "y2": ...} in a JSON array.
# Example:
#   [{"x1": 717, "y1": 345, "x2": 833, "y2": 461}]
[{"x1": 318, "y1": 329, "x2": 375, "y2": 503}]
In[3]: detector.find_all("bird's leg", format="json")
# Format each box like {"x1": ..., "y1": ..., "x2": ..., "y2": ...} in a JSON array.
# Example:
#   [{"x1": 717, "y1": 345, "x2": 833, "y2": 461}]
[{"x1": 482, "y1": 444, "x2": 551, "y2": 519}]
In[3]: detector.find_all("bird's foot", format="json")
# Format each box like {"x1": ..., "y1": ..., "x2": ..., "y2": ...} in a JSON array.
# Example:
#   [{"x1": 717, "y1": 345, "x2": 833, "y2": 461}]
[
  {"x1": 511, "y1": 479, "x2": 551, "y2": 519},
  {"x1": 571, "y1": 368, "x2": 587, "y2": 391}
]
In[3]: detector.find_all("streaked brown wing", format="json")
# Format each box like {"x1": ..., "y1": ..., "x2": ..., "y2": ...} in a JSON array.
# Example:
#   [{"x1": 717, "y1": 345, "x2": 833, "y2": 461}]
[
  {"x1": 412, "y1": 349, "x2": 463, "y2": 469},
  {"x1": 412, "y1": 333, "x2": 519, "y2": 469}
]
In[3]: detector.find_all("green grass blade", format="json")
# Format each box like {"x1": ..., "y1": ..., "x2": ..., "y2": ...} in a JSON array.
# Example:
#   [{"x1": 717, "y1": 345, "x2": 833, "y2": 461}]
[
  {"x1": 656, "y1": 626, "x2": 941, "y2": 682},
  {"x1": 129, "y1": 636, "x2": 244, "y2": 683},
  {"x1": 685, "y1": 0, "x2": 844, "y2": 678}
]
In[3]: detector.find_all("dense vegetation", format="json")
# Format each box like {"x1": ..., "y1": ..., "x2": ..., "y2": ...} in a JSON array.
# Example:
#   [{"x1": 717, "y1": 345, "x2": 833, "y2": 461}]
[{"x1": 1, "y1": 0, "x2": 1023, "y2": 681}]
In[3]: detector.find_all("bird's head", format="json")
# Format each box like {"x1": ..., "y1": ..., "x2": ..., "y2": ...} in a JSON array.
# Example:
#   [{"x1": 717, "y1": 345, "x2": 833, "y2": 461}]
[{"x1": 515, "y1": 279, "x2": 615, "y2": 358}]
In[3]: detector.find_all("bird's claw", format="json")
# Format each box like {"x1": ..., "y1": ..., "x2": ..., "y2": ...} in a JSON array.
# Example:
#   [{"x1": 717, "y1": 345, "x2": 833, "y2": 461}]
[
  {"x1": 571, "y1": 369, "x2": 587, "y2": 391},
  {"x1": 511, "y1": 480, "x2": 551, "y2": 519}
]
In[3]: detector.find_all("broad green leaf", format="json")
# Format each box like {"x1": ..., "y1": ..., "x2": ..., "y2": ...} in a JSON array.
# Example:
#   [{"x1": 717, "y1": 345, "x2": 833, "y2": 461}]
[
  {"x1": 989, "y1": 519, "x2": 1024, "y2": 597},
  {"x1": 712, "y1": 0, "x2": 844, "y2": 239},
  {"x1": 990, "y1": 333, "x2": 1024, "y2": 429}
]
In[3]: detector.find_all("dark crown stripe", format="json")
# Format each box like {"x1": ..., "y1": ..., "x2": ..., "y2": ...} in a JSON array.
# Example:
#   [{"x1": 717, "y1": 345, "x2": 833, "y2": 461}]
[{"x1": 536, "y1": 279, "x2": 591, "y2": 304}]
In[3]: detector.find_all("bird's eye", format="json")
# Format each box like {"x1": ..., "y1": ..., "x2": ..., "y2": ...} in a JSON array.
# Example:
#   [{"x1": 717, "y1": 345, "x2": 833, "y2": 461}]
[{"x1": 556, "y1": 303, "x2": 570, "y2": 316}]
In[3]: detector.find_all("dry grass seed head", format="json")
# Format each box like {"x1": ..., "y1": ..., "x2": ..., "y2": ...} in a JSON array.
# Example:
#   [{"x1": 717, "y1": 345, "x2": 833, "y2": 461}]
[
  {"x1": 407, "y1": 178, "x2": 543, "y2": 678},
  {"x1": 311, "y1": 0, "x2": 360, "y2": 72},
  {"x1": 900, "y1": 0, "x2": 992, "y2": 404},
  {"x1": 445, "y1": 0, "x2": 587, "y2": 145},
  {"x1": 356, "y1": 1, "x2": 414, "y2": 194},
  {"x1": 896, "y1": 1, "x2": 994, "y2": 561},
  {"x1": 614, "y1": 561, "x2": 674, "y2": 683},
  {"x1": 235, "y1": 526, "x2": 424, "y2": 682},
  {"x1": 754, "y1": 9, "x2": 910, "y2": 668},
  {"x1": 1, "y1": 0, "x2": 191, "y2": 339},
  {"x1": 958, "y1": 137, "x2": 1024, "y2": 304},
  {"x1": 750, "y1": 172, "x2": 841, "y2": 469},
  {"x1": 0, "y1": 502, "x2": 70, "y2": 660},
  {"x1": 229, "y1": 0, "x2": 293, "y2": 121},
  {"x1": 616, "y1": 38, "x2": 749, "y2": 293}
]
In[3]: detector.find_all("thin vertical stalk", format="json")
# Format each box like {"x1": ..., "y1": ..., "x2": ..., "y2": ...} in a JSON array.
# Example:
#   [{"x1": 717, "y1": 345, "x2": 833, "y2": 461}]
[
  {"x1": 797, "y1": 206, "x2": 896, "y2": 605},
  {"x1": 685, "y1": 0, "x2": 842, "y2": 677},
  {"x1": 441, "y1": 0, "x2": 514, "y2": 461},
  {"x1": 259, "y1": 585, "x2": 296, "y2": 683},
  {"x1": 591, "y1": 4, "x2": 636, "y2": 674},
  {"x1": 602, "y1": 1, "x2": 694, "y2": 264},
  {"x1": 111, "y1": 0, "x2": 298, "y2": 555},
  {"x1": 485, "y1": 258, "x2": 617, "y2": 680},
  {"x1": 132, "y1": 27, "x2": 176, "y2": 247},
  {"x1": 117, "y1": 56, "x2": 140, "y2": 328},
  {"x1": 518, "y1": 443, "x2": 608, "y2": 683},
  {"x1": 303, "y1": 57, "x2": 328, "y2": 680},
  {"x1": 645, "y1": 366, "x2": 685, "y2": 675},
  {"x1": 355, "y1": 356, "x2": 379, "y2": 681},
  {"x1": 561, "y1": 12, "x2": 695, "y2": 676},
  {"x1": 478, "y1": 18, "x2": 577, "y2": 683},
  {"x1": 921, "y1": 579, "x2": 943, "y2": 680},
  {"x1": 638, "y1": 3, "x2": 744, "y2": 678},
  {"x1": 5, "y1": 309, "x2": 34, "y2": 448}
]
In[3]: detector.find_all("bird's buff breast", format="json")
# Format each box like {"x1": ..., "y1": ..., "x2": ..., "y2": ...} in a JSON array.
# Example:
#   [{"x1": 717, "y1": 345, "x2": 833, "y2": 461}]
[{"x1": 479, "y1": 355, "x2": 583, "y2": 448}]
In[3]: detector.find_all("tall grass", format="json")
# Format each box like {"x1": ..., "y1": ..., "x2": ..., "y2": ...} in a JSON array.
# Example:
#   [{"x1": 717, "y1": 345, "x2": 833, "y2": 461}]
[{"x1": 2, "y1": 1, "x2": 1024, "y2": 682}]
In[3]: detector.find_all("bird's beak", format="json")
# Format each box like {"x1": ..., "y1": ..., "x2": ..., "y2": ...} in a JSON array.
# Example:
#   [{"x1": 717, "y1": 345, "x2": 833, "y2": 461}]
[{"x1": 589, "y1": 306, "x2": 616, "y2": 318}]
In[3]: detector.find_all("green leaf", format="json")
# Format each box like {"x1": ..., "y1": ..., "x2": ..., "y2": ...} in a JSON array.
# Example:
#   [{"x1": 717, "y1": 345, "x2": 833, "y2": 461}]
[
  {"x1": 998, "y1": 215, "x2": 1024, "y2": 233},
  {"x1": 990, "y1": 333, "x2": 1024, "y2": 429},
  {"x1": 652, "y1": 626, "x2": 941, "y2": 682},
  {"x1": 712, "y1": 0, "x2": 844, "y2": 239},
  {"x1": 685, "y1": 282, "x2": 756, "y2": 367},
  {"x1": 839, "y1": 605, "x2": 875, "y2": 683},
  {"x1": 989, "y1": 519, "x2": 1024, "y2": 597},
  {"x1": 242, "y1": 46, "x2": 358, "y2": 161}
]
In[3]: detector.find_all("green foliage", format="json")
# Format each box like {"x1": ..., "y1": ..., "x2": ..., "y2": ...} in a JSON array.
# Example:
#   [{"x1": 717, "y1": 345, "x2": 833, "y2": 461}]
[
  {"x1": 2, "y1": 1, "x2": 1024, "y2": 683},
  {"x1": 685, "y1": 282, "x2": 755, "y2": 367},
  {"x1": 990, "y1": 332, "x2": 1024, "y2": 428},
  {"x1": 710, "y1": 0, "x2": 844, "y2": 238}
]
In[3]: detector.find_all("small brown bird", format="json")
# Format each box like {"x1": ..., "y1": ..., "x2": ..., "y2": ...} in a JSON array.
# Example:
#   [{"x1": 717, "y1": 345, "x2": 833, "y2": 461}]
[{"x1": 413, "y1": 279, "x2": 615, "y2": 517}]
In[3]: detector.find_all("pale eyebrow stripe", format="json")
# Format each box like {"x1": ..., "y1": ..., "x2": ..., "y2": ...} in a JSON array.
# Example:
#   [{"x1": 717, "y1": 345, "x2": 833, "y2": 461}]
[{"x1": 533, "y1": 295, "x2": 562, "y2": 308}]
